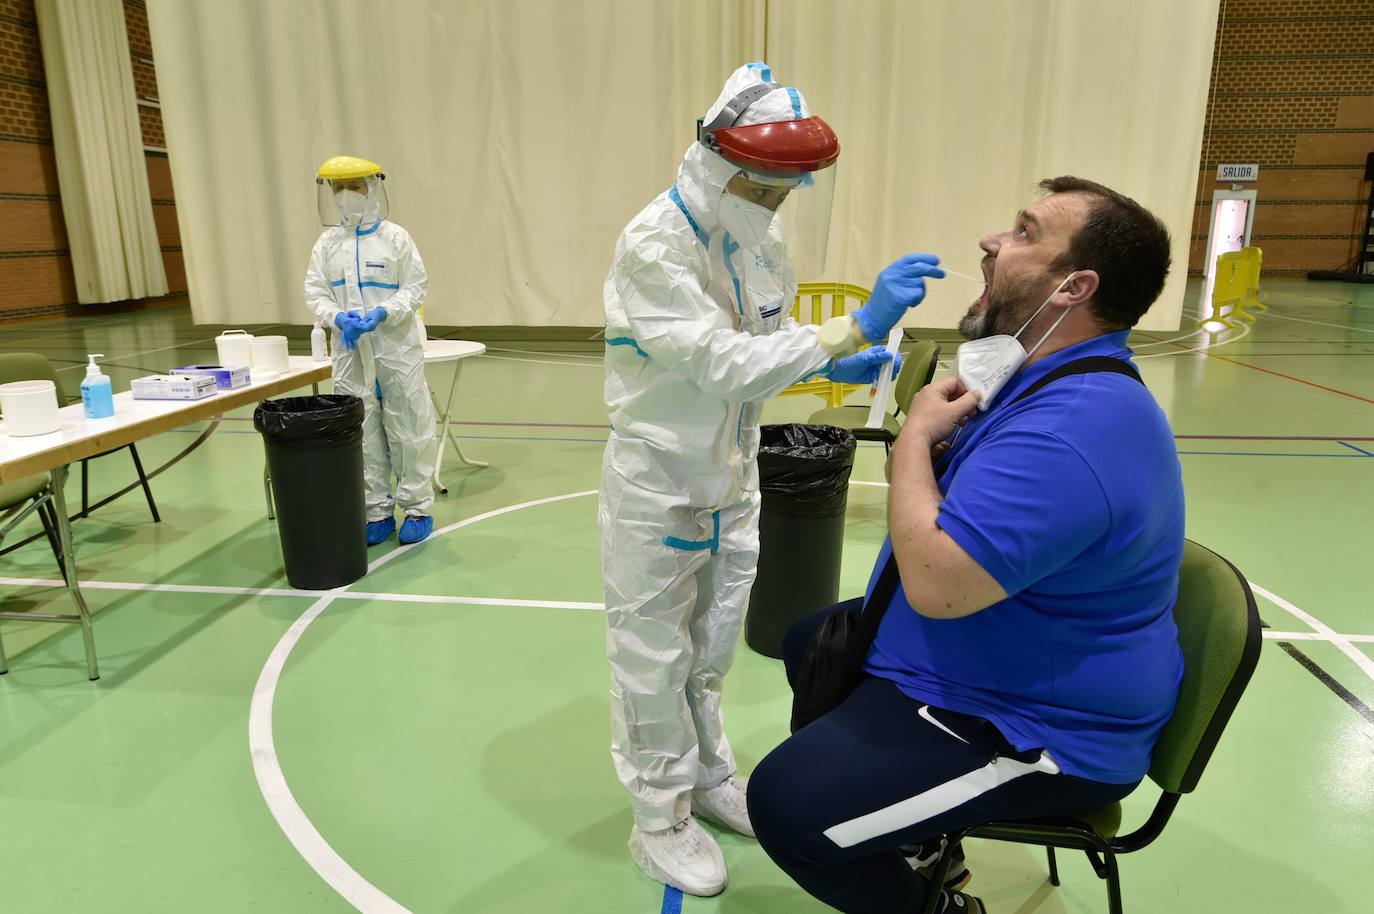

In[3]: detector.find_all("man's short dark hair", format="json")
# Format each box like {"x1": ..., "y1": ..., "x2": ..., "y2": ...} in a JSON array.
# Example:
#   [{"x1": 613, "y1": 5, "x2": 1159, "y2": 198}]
[{"x1": 1039, "y1": 176, "x2": 1172, "y2": 330}]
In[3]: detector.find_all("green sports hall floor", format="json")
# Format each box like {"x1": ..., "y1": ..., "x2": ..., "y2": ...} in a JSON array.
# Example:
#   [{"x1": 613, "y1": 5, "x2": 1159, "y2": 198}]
[{"x1": 1, "y1": 277, "x2": 1371, "y2": 913}]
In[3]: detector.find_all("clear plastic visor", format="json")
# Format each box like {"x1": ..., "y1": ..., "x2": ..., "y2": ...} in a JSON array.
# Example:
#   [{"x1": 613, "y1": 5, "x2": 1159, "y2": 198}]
[
  {"x1": 316, "y1": 173, "x2": 388, "y2": 228},
  {"x1": 777, "y1": 165, "x2": 835, "y2": 280}
]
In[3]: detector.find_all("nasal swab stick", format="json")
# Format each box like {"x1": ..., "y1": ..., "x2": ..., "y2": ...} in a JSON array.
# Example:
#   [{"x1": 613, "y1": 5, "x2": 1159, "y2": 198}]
[{"x1": 941, "y1": 267, "x2": 985, "y2": 283}]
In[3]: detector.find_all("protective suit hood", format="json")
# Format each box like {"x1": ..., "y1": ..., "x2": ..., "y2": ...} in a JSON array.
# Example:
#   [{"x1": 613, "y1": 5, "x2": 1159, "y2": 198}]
[{"x1": 674, "y1": 62, "x2": 816, "y2": 237}]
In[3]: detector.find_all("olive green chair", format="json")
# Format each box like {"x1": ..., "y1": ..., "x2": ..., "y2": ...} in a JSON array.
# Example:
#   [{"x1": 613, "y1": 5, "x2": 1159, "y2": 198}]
[
  {"x1": 0, "y1": 352, "x2": 159, "y2": 522},
  {"x1": 918, "y1": 540, "x2": 1262, "y2": 914},
  {"x1": 807, "y1": 340, "x2": 941, "y2": 452},
  {"x1": 0, "y1": 472, "x2": 69, "y2": 674}
]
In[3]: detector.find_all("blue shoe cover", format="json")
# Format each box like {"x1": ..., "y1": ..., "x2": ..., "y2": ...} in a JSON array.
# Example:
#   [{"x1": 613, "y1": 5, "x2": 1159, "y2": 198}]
[
  {"x1": 366, "y1": 516, "x2": 396, "y2": 545},
  {"x1": 398, "y1": 515, "x2": 433, "y2": 544}
]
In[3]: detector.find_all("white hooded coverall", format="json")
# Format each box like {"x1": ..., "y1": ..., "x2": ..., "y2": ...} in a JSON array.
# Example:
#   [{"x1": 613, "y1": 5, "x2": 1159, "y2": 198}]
[
  {"x1": 600, "y1": 63, "x2": 837, "y2": 831},
  {"x1": 304, "y1": 219, "x2": 438, "y2": 520}
]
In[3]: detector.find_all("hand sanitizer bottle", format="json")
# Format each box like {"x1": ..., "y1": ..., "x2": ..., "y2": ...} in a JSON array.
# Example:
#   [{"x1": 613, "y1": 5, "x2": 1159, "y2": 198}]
[
  {"x1": 80, "y1": 353, "x2": 115, "y2": 419},
  {"x1": 311, "y1": 323, "x2": 328, "y2": 361}
]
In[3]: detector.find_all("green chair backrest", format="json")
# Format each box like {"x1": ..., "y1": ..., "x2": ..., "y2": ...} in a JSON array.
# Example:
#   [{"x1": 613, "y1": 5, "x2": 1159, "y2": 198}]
[
  {"x1": 0, "y1": 352, "x2": 67, "y2": 401},
  {"x1": 893, "y1": 341, "x2": 941, "y2": 417},
  {"x1": 1148, "y1": 540, "x2": 1262, "y2": 795}
]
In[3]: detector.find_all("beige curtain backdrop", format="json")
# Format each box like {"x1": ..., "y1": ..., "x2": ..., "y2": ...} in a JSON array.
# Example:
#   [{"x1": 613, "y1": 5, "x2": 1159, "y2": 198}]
[
  {"x1": 147, "y1": 0, "x2": 1215, "y2": 330},
  {"x1": 766, "y1": 0, "x2": 1220, "y2": 332},
  {"x1": 35, "y1": 0, "x2": 167, "y2": 304}
]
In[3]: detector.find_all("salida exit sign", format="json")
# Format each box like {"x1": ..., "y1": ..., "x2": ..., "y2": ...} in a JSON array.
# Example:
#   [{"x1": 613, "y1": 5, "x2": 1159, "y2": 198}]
[{"x1": 1217, "y1": 163, "x2": 1259, "y2": 182}]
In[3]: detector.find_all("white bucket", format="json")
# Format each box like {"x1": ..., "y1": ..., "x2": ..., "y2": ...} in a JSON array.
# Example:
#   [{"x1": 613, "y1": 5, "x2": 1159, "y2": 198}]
[
  {"x1": 215, "y1": 329, "x2": 254, "y2": 368},
  {"x1": 251, "y1": 335, "x2": 290, "y2": 377},
  {"x1": 0, "y1": 379, "x2": 61, "y2": 437}
]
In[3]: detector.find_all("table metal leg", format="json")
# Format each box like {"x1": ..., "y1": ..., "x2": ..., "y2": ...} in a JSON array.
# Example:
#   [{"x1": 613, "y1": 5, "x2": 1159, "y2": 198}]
[
  {"x1": 430, "y1": 359, "x2": 486, "y2": 495},
  {"x1": 49, "y1": 464, "x2": 99, "y2": 680}
]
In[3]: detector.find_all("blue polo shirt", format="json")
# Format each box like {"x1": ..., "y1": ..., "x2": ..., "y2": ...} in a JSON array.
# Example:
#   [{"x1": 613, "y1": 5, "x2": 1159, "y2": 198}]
[{"x1": 864, "y1": 332, "x2": 1185, "y2": 783}]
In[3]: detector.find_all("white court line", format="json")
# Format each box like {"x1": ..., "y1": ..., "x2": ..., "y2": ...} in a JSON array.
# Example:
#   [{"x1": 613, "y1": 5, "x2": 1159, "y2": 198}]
[
  {"x1": 1264, "y1": 631, "x2": 1374, "y2": 643},
  {"x1": 480, "y1": 353, "x2": 603, "y2": 369},
  {"x1": 0, "y1": 576, "x2": 602, "y2": 610},
  {"x1": 1134, "y1": 318, "x2": 1253, "y2": 359},
  {"x1": 1257, "y1": 310, "x2": 1374, "y2": 336},
  {"x1": 248, "y1": 490, "x2": 597, "y2": 914},
  {"x1": 1250, "y1": 583, "x2": 1374, "y2": 684}
]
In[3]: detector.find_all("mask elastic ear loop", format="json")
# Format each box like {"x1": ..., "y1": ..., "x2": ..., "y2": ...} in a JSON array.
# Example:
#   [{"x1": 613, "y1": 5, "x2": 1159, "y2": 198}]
[{"x1": 1014, "y1": 271, "x2": 1078, "y2": 358}]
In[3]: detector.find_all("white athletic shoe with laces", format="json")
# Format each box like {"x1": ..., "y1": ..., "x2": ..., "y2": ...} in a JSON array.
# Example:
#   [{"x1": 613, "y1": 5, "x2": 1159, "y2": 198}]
[
  {"x1": 691, "y1": 775, "x2": 755, "y2": 837},
  {"x1": 628, "y1": 816, "x2": 727, "y2": 897}
]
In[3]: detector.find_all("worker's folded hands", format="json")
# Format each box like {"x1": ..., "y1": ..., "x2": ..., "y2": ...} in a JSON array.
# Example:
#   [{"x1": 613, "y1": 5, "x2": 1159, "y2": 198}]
[
  {"x1": 334, "y1": 310, "x2": 367, "y2": 350},
  {"x1": 358, "y1": 307, "x2": 388, "y2": 333},
  {"x1": 854, "y1": 253, "x2": 944, "y2": 343}
]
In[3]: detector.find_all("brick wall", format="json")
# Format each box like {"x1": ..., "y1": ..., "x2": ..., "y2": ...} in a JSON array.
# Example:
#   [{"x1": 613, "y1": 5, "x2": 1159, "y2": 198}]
[
  {"x1": 0, "y1": 0, "x2": 184, "y2": 323},
  {"x1": 1192, "y1": 0, "x2": 1374, "y2": 275}
]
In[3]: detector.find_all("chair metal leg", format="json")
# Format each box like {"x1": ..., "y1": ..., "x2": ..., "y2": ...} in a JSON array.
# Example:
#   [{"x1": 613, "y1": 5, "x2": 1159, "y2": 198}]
[
  {"x1": 0, "y1": 623, "x2": 7, "y2": 674},
  {"x1": 1104, "y1": 850, "x2": 1123, "y2": 914},
  {"x1": 126, "y1": 444, "x2": 161, "y2": 522},
  {"x1": 917, "y1": 837, "x2": 965, "y2": 914},
  {"x1": 1047, "y1": 846, "x2": 1060, "y2": 885},
  {"x1": 81, "y1": 457, "x2": 90, "y2": 516}
]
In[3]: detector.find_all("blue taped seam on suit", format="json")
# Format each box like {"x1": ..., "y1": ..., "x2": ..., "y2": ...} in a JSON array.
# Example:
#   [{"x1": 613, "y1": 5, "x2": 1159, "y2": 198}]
[
  {"x1": 722, "y1": 234, "x2": 744, "y2": 315},
  {"x1": 663, "y1": 510, "x2": 720, "y2": 552},
  {"x1": 669, "y1": 185, "x2": 709, "y2": 247},
  {"x1": 606, "y1": 336, "x2": 648, "y2": 358}
]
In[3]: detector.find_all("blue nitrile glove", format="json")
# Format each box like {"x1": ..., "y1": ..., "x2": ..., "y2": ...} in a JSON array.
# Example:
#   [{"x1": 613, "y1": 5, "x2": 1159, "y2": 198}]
[
  {"x1": 852, "y1": 253, "x2": 944, "y2": 343},
  {"x1": 334, "y1": 310, "x2": 366, "y2": 351},
  {"x1": 358, "y1": 306, "x2": 388, "y2": 333},
  {"x1": 828, "y1": 346, "x2": 902, "y2": 385}
]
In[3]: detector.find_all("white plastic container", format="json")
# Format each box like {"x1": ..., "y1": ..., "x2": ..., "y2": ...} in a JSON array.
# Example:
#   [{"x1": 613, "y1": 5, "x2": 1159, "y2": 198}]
[
  {"x1": 215, "y1": 329, "x2": 254, "y2": 368},
  {"x1": 251, "y1": 335, "x2": 290, "y2": 377},
  {"x1": 0, "y1": 379, "x2": 61, "y2": 436}
]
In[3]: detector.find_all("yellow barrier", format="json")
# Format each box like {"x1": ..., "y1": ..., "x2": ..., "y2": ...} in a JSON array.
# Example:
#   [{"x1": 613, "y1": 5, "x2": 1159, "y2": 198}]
[
  {"x1": 777, "y1": 282, "x2": 873, "y2": 407},
  {"x1": 1200, "y1": 246, "x2": 1267, "y2": 329}
]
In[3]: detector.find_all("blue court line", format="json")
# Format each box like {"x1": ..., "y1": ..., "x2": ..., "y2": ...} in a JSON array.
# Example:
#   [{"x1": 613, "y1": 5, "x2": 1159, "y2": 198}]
[
  {"x1": 164, "y1": 428, "x2": 608, "y2": 443},
  {"x1": 1177, "y1": 450, "x2": 1371, "y2": 458},
  {"x1": 1175, "y1": 435, "x2": 1374, "y2": 441},
  {"x1": 660, "y1": 884, "x2": 683, "y2": 914},
  {"x1": 159, "y1": 427, "x2": 1373, "y2": 454}
]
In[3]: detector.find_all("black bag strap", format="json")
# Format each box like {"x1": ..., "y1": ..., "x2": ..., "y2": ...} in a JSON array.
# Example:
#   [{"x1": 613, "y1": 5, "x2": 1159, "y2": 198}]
[
  {"x1": 881, "y1": 356, "x2": 1143, "y2": 624},
  {"x1": 1008, "y1": 356, "x2": 1142, "y2": 407},
  {"x1": 857, "y1": 547, "x2": 902, "y2": 632}
]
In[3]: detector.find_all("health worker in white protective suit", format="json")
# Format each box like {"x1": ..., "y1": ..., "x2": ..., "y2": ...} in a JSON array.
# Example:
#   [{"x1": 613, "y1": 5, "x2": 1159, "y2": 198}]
[
  {"x1": 305, "y1": 155, "x2": 438, "y2": 546},
  {"x1": 600, "y1": 62, "x2": 944, "y2": 897}
]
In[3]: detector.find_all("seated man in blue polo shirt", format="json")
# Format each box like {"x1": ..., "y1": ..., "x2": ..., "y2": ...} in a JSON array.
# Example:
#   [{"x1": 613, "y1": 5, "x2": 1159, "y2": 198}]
[{"x1": 746, "y1": 176, "x2": 1185, "y2": 914}]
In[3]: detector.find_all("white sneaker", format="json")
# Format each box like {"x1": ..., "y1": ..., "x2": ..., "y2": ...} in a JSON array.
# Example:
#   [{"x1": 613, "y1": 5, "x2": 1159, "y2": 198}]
[
  {"x1": 628, "y1": 817, "x2": 727, "y2": 897},
  {"x1": 691, "y1": 775, "x2": 755, "y2": 838}
]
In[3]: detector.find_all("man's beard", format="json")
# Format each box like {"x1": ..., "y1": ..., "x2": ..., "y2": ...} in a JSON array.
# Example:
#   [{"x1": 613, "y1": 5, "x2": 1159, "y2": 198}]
[
  {"x1": 957, "y1": 273, "x2": 1043, "y2": 341},
  {"x1": 956, "y1": 309, "x2": 987, "y2": 340}
]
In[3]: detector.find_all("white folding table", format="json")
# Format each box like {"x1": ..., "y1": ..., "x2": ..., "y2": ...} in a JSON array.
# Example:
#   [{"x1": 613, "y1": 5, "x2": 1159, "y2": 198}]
[
  {"x1": 0, "y1": 357, "x2": 331, "y2": 679},
  {"x1": 422, "y1": 339, "x2": 488, "y2": 494}
]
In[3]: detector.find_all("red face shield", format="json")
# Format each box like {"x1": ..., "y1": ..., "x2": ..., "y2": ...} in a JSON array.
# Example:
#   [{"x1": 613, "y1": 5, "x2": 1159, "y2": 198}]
[{"x1": 701, "y1": 116, "x2": 840, "y2": 177}]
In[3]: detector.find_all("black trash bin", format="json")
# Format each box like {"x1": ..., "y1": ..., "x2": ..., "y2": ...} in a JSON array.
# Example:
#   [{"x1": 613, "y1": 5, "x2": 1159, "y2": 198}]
[
  {"x1": 253, "y1": 394, "x2": 367, "y2": 590},
  {"x1": 745, "y1": 423, "x2": 857, "y2": 658}
]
